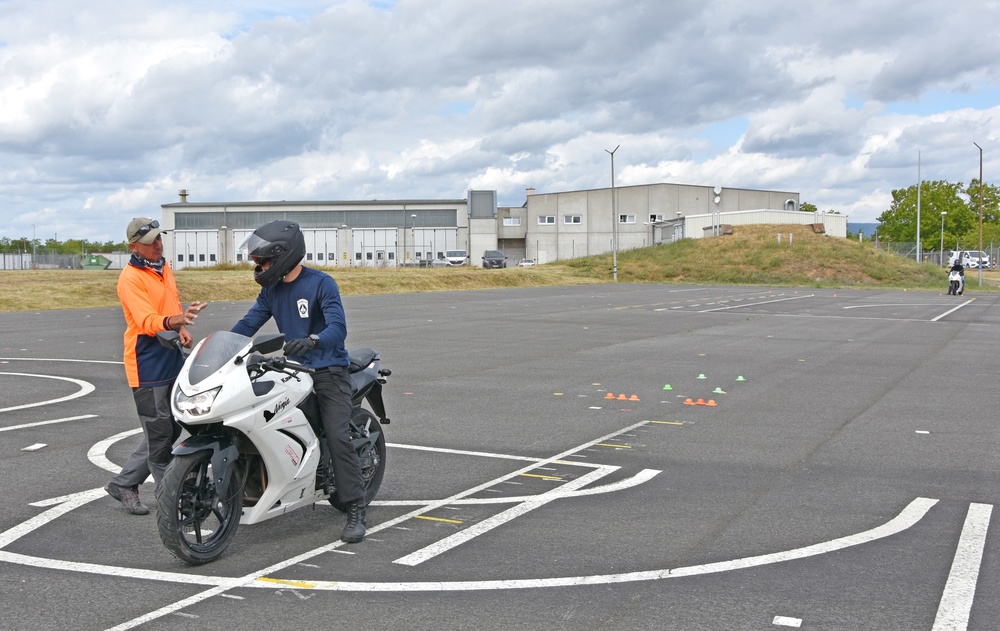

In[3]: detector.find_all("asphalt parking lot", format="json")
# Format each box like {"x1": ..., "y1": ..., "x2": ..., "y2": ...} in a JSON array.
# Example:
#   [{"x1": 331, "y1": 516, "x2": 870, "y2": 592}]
[{"x1": 1, "y1": 283, "x2": 999, "y2": 630}]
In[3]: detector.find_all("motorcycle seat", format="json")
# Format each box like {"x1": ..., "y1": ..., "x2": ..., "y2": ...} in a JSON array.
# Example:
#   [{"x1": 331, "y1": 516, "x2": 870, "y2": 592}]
[{"x1": 349, "y1": 348, "x2": 377, "y2": 373}]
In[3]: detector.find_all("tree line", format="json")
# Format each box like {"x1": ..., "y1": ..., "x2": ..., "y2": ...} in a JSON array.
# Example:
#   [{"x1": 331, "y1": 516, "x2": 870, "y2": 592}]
[
  {"x1": 0, "y1": 236, "x2": 127, "y2": 254},
  {"x1": 872, "y1": 179, "x2": 1000, "y2": 251}
]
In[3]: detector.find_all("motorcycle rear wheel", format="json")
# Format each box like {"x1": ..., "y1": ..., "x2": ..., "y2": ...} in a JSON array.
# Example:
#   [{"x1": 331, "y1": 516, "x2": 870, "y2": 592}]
[
  {"x1": 330, "y1": 408, "x2": 386, "y2": 512},
  {"x1": 157, "y1": 451, "x2": 243, "y2": 565}
]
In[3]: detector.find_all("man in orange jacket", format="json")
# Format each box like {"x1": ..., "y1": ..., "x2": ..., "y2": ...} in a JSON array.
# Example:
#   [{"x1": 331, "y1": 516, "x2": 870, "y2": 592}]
[{"x1": 105, "y1": 217, "x2": 206, "y2": 515}]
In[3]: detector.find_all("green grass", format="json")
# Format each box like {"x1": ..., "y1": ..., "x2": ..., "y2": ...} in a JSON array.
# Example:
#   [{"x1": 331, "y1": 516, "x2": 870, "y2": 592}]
[{"x1": 1, "y1": 224, "x2": 995, "y2": 313}]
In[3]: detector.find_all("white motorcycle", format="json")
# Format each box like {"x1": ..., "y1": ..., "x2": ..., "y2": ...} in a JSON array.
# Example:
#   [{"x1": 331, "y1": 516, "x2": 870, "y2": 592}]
[
  {"x1": 154, "y1": 330, "x2": 391, "y2": 565},
  {"x1": 948, "y1": 270, "x2": 964, "y2": 295}
]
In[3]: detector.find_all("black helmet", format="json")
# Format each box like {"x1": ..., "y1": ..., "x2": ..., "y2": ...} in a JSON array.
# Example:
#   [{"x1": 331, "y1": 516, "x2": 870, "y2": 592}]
[{"x1": 238, "y1": 220, "x2": 306, "y2": 288}]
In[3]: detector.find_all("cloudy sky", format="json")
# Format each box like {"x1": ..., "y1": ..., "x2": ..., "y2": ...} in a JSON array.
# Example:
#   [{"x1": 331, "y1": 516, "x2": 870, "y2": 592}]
[{"x1": 2, "y1": 0, "x2": 999, "y2": 243}]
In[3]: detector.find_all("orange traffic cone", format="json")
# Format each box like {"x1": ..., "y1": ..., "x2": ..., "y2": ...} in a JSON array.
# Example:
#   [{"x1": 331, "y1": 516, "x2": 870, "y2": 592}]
[
  {"x1": 629, "y1": 394, "x2": 640, "y2": 401},
  {"x1": 617, "y1": 393, "x2": 627, "y2": 400},
  {"x1": 684, "y1": 398, "x2": 695, "y2": 405},
  {"x1": 705, "y1": 399, "x2": 717, "y2": 407},
  {"x1": 604, "y1": 392, "x2": 615, "y2": 400},
  {"x1": 695, "y1": 398, "x2": 706, "y2": 405}
]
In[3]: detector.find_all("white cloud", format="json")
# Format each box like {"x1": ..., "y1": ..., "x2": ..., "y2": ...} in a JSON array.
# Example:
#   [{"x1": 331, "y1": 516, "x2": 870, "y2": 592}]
[{"x1": 1, "y1": 0, "x2": 1000, "y2": 242}]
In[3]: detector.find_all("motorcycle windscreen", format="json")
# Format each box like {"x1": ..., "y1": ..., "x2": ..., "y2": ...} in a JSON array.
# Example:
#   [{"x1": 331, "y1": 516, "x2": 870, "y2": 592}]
[{"x1": 188, "y1": 331, "x2": 252, "y2": 385}]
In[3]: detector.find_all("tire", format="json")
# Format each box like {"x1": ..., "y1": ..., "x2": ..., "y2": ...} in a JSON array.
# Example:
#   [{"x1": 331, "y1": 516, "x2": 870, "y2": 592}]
[
  {"x1": 330, "y1": 408, "x2": 386, "y2": 512},
  {"x1": 157, "y1": 451, "x2": 243, "y2": 565}
]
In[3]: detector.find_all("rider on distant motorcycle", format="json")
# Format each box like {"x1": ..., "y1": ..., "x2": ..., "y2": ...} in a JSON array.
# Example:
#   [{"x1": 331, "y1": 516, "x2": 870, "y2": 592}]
[{"x1": 949, "y1": 259, "x2": 965, "y2": 296}]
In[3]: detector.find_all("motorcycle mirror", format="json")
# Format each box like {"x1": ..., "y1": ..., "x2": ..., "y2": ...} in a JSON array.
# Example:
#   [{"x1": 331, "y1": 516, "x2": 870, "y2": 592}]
[
  {"x1": 156, "y1": 330, "x2": 181, "y2": 350},
  {"x1": 250, "y1": 333, "x2": 285, "y2": 355}
]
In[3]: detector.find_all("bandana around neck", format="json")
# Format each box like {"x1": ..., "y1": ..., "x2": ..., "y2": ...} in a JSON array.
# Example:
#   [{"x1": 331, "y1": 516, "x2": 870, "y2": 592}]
[{"x1": 134, "y1": 253, "x2": 165, "y2": 274}]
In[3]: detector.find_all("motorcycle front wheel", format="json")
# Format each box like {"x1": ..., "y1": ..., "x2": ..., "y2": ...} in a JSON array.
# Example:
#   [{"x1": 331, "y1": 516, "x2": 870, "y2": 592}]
[
  {"x1": 330, "y1": 408, "x2": 386, "y2": 512},
  {"x1": 157, "y1": 451, "x2": 243, "y2": 565}
]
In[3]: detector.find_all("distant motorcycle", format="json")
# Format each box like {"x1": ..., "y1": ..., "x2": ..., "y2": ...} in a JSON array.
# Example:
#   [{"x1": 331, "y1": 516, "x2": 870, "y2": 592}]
[
  {"x1": 948, "y1": 270, "x2": 964, "y2": 296},
  {"x1": 155, "y1": 329, "x2": 391, "y2": 564}
]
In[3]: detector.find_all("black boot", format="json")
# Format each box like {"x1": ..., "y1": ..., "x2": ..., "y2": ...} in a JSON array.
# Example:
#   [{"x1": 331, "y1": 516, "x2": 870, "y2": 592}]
[{"x1": 341, "y1": 500, "x2": 366, "y2": 543}]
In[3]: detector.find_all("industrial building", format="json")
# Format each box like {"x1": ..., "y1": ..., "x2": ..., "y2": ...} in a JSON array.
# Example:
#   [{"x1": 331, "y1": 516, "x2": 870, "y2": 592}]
[{"x1": 159, "y1": 183, "x2": 846, "y2": 270}]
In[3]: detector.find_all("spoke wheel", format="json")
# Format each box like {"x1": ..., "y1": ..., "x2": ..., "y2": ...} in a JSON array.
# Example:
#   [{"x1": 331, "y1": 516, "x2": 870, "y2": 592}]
[{"x1": 157, "y1": 451, "x2": 243, "y2": 565}]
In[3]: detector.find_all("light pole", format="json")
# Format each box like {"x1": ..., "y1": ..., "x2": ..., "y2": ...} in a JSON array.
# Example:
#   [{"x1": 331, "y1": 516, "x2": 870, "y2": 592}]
[
  {"x1": 975, "y1": 142, "x2": 984, "y2": 286},
  {"x1": 940, "y1": 212, "x2": 947, "y2": 266},
  {"x1": 31, "y1": 224, "x2": 36, "y2": 270},
  {"x1": 605, "y1": 145, "x2": 619, "y2": 282}
]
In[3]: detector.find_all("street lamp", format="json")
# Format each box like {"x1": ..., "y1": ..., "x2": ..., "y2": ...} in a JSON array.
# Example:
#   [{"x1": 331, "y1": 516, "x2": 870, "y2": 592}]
[
  {"x1": 940, "y1": 212, "x2": 947, "y2": 266},
  {"x1": 974, "y1": 142, "x2": 984, "y2": 286},
  {"x1": 605, "y1": 145, "x2": 619, "y2": 282},
  {"x1": 31, "y1": 224, "x2": 36, "y2": 270}
]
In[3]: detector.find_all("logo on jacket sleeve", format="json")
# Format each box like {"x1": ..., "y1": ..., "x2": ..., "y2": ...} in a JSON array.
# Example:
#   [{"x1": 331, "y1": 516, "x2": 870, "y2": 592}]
[{"x1": 297, "y1": 298, "x2": 309, "y2": 318}]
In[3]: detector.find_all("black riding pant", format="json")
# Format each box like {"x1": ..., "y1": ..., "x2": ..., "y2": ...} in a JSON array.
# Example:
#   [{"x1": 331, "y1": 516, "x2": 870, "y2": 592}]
[{"x1": 312, "y1": 366, "x2": 364, "y2": 504}]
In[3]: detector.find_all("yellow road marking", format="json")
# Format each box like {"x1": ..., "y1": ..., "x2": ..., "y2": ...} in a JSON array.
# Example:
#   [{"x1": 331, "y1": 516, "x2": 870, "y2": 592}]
[
  {"x1": 650, "y1": 420, "x2": 684, "y2": 425},
  {"x1": 257, "y1": 577, "x2": 318, "y2": 589},
  {"x1": 595, "y1": 443, "x2": 631, "y2": 449},
  {"x1": 414, "y1": 515, "x2": 464, "y2": 525},
  {"x1": 519, "y1": 473, "x2": 563, "y2": 481}
]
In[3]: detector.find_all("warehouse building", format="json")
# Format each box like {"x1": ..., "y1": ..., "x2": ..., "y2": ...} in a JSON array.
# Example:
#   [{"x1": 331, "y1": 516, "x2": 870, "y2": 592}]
[{"x1": 159, "y1": 183, "x2": 844, "y2": 270}]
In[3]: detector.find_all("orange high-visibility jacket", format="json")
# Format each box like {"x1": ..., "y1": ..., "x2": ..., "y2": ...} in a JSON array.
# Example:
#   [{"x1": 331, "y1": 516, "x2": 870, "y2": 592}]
[{"x1": 117, "y1": 257, "x2": 185, "y2": 388}]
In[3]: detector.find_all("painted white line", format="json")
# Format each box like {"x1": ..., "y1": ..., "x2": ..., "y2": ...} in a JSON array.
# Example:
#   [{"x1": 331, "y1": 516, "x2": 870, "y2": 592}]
[
  {"x1": 843, "y1": 303, "x2": 956, "y2": 309},
  {"x1": 375, "y1": 469, "x2": 660, "y2": 507},
  {"x1": 21, "y1": 443, "x2": 46, "y2": 451},
  {"x1": 931, "y1": 299, "x2": 976, "y2": 322},
  {"x1": 0, "y1": 357, "x2": 123, "y2": 365},
  {"x1": 772, "y1": 615, "x2": 802, "y2": 627},
  {"x1": 393, "y1": 466, "x2": 617, "y2": 566},
  {"x1": 698, "y1": 294, "x2": 814, "y2": 313},
  {"x1": 0, "y1": 414, "x2": 97, "y2": 433},
  {"x1": 932, "y1": 503, "x2": 993, "y2": 630},
  {"x1": 0, "y1": 373, "x2": 96, "y2": 413}
]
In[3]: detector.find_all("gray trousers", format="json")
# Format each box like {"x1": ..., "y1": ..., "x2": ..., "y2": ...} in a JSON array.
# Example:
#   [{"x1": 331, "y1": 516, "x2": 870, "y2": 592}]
[
  {"x1": 313, "y1": 367, "x2": 364, "y2": 503},
  {"x1": 108, "y1": 384, "x2": 180, "y2": 493}
]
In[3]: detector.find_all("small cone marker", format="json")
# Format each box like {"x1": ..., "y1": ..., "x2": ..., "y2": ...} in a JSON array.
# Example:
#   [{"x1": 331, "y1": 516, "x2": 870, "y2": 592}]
[
  {"x1": 684, "y1": 398, "x2": 695, "y2": 405},
  {"x1": 713, "y1": 387, "x2": 725, "y2": 394},
  {"x1": 695, "y1": 398, "x2": 706, "y2": 405},
  {"x1": 617, "y1": 394, "x2": 627, "y2": 400},
  {"x1": 663, "y1": 384, "x2": 672, "y2": 390},
  {"x1": 705, "y1": 399, "x2": 717, "y2": 407},
  {"x1": 629, "y1": 394, "x2": 640, "y2": 401},
  {"x1": 605, "y1": 392, "x2": 615, "y2": 399},
  {"x1": 697, "y1": 374, "x2": 706, "y2": 379},
  {"x1": 735, "y1": 376, "x2": 746, "y2": 381}
]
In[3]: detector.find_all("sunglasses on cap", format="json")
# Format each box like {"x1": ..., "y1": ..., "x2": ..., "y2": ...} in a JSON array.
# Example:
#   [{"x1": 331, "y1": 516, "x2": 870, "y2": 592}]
[{"x1": 130, "y1": 220, "x2": 160, "y2": 243}]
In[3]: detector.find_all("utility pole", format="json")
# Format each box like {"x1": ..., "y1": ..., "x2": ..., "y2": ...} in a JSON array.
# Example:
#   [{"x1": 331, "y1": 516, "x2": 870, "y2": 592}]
[{"x1": 975, "y1": 142, "x2": 984, "y2": 286}]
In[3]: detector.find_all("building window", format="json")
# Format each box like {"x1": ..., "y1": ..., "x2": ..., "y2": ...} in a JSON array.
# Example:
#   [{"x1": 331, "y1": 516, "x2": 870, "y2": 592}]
[
  {"x1": 503, "y1": 217, "x2": 521, "y2": 226},
  {"x1": 538, "y1": 216, "x2": 555, "y2": 225},
  {"x1": 317, "y1": 252, "x2": 324, "y2": 261},
  {"x1": 563, "y1": 215, "x2": 582, "y2": 224},
  {"x1": 237, "y1": 253, "x2": 244, "y2": 262},
  {"x1": 619, "y1": 214, "x2": 636, "y2": 224},
  {"x1": 355, "y1": 253, "x2": 362, "y2": 261},
  {"x1": 210, "y1": 254, "x2": 216, "y2": 262},
  {"x1": 306, "y1": 253, "x2": 313, "y2": 261},
  {"x1": 328, "y1": 253, "x2": 335, "y2": 261},
  {"x1": 650, "y1": 214, "x2": 664, "y2": 222},
  {"x1": 366, "y1": 252, "x2": 373, "y2": 261},
  {"x1": 189, "y1": 254, "x2": 195, "y2": 262},
  {"x1": 388, "y1": 252, "x2": 395, "y2": 260},
  {"x1": 199, "y1": 254, "x2": 205, "y2": 262},
  {"x1": 178, "y1": 255, "x2": 184, "y2": 262}
]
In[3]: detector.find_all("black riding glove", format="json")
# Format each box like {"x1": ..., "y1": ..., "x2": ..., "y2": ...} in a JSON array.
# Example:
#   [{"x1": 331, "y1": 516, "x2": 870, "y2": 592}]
[{"x1": 283, "y1": 337, "x2": 316, "y2": 356}]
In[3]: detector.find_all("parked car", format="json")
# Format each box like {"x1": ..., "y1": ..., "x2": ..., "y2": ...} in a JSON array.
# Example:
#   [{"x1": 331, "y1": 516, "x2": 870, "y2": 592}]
[
  {"x1": 948, "y1": 250, "x2": 991, "y2": 269},
  {"x1": 444, "y1": 250, "x2": 468, "y2": 266},
  {"x1": 482, "y1": 250, "x2": 507, "y2": 268},
  {"x1": 430, "y1": 257, "x2": 450, "y2": 267},
  {"x1": 517, "y1": 258, "x2": 536, "y2": 267}
]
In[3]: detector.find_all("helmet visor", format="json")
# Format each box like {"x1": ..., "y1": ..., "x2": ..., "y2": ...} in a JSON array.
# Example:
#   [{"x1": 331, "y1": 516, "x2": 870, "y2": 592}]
[{"x1": 237, "y1": 232, "x2": 277, "y2": 261}]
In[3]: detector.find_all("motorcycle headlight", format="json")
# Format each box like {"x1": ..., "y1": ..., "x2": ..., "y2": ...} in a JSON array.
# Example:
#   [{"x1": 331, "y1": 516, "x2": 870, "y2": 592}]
[{"x1": 175, "y1": 386, "x2": 222, "y2": 416}]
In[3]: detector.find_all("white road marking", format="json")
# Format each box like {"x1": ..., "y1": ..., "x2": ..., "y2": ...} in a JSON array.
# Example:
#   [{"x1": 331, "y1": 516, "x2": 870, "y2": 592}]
[
  {"x1": 698, "y1": 294, "x2": 814, "y2": 313},
  {"x1": 21, "y1": 443, "x2": 47, "y2": 451},
  {"x1": 932, "y1": 503, "x2": 993, "y2": 630},
  {"x1": 772, "y1": 615, "x2": 802, "y2": 627},
  {"x1": 0, "y1": 414, "x2": 97, "y2": 433},
  {"x1": 931, "y1": 299, "x2": 976, "y2": 322},
  {"x1": 393, "y1": 466, "x2": 617, "y2": 566},
  {"x1": 0, "y1": 372, "x2": 96, "y2": 413}
]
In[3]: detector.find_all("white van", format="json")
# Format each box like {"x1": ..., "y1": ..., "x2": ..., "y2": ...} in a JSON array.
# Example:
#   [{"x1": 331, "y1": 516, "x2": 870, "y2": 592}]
[
  {"x1": 444, "y1": 250, "x2": 468, "y2": 266},
  {"x1": 948, "y1": 250, "x2": 991, "y2": 269}
]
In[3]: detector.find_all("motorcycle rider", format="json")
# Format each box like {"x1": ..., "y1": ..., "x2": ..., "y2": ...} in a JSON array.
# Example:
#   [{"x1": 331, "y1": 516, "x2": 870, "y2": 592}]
[
  {"x1": 949, "y1": 258, "x2": 965, "y2": 296},
  {"x1": 230, "y1": 220, "x2": 367, "y2": 543}
]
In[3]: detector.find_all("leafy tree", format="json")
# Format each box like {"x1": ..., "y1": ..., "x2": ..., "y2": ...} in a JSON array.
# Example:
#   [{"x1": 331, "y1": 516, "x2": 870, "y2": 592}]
[
  {"x1": 877, "y1": 180, "x2": 977, "y2": 250},
  {"x1": 800, "y1": 202, "x2": 817, "y2": 213}
]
